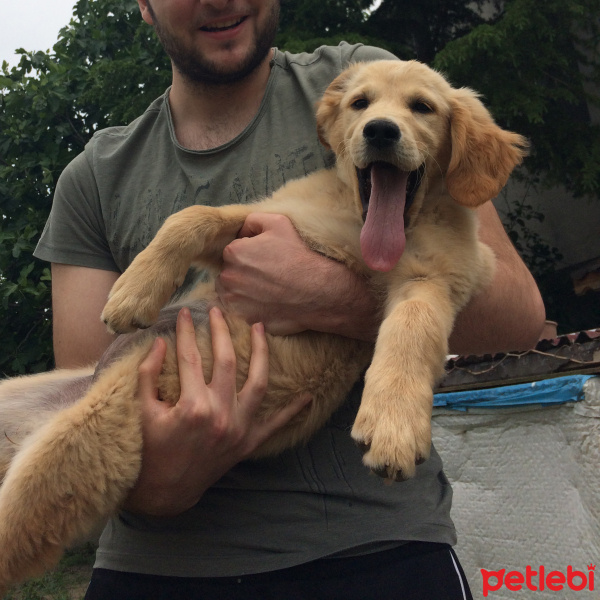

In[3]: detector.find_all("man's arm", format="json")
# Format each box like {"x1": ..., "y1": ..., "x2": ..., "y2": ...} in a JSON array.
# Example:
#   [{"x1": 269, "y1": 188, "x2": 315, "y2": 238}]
[
  {"x1": 448, "y1": 203, "x2": 546, "y2": 355},
  {"x1": 216, "y1": 205, "x2": 546, "y2": 356},
  {"x1": 51, "y1": 263, "x2": 119, "y2": 367}
]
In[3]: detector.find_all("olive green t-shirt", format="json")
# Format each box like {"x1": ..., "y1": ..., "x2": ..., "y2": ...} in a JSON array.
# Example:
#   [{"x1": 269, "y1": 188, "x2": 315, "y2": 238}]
[{"x1": 34, "y1": 43, "x2": 456, "y2": 577}]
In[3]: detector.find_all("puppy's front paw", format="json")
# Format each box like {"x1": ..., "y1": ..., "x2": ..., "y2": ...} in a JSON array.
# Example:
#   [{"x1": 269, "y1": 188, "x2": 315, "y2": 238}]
[
  {"x1": 101, "y1": 289, "x2": 155, "y2": 334},
  {"x1": 351, "y1": 381, "x2": 432, "y2": 481},
  {"x1": 101, "y1": 269, "x2": 183, "y2": 334}
]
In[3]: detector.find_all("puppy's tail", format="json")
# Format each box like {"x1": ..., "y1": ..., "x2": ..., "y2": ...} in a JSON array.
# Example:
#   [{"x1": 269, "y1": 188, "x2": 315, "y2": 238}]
[{"x1": 0, "y1": 346, "x2": 148, "y2": 592}]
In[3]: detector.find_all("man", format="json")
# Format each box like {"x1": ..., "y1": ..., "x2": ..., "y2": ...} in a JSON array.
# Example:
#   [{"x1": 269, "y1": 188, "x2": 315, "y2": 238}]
[{"x1": 34, "y1": 0, "x2": 546, "y2": 597}]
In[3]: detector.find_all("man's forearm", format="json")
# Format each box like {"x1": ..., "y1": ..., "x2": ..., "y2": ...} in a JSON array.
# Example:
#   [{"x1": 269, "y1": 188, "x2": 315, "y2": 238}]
[
  {"x1": 448, "y1": 204, "x2": 545, "y2": 356},
  {"x1": 51, "y1": 264, "x2": 119, "y2": 368},
  {"x1": 449, "y1": 268, "x2": 545, "y2": 355}
]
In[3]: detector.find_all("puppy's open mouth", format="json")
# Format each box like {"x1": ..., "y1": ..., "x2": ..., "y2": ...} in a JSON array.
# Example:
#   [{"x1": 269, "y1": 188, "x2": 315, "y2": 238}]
[{"x1": 357, "y1": 162, "x2": 424, "y2": 272}]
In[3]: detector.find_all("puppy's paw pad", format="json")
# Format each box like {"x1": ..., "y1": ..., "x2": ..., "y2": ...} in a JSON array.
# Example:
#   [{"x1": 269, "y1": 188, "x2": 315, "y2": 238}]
[
  {"x1": 101, "y1": 275, "x2": 173, "y2": 333},
  {"x1": 101, "y1": 315, "x2": 151, "y2": 335},
  {"x1": 362, "y1": 449, "x2": 418, "y2": 481},
  {"x1": 371, "y1": 464, "x2": 409, "y2": 482},
  {"x1": 368, "y1": 453, "x2": 427, "y2": 482},
  {"x1": 353, "y1": 439, "x2": 371, "y2": 455},
  {"x1": 353, "y1": 415, "x2": 431, "y2": 482}
]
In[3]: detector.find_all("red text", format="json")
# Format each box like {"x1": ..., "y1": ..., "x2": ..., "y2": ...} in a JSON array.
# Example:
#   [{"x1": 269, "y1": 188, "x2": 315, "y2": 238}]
[{"x1": 482, "y1": 564, "x2": 595, "y2": 596}]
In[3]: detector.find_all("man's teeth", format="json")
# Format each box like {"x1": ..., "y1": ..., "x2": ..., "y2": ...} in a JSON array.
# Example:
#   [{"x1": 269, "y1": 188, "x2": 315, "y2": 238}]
[{"x1": 202, "y1": 18, "x2": 243, "y2": 31}]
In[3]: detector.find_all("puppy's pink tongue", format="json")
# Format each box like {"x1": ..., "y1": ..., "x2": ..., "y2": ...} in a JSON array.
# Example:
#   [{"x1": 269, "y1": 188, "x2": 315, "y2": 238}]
[{"x1": 360, "y1": 164, "x2": 408, "y2": 272}]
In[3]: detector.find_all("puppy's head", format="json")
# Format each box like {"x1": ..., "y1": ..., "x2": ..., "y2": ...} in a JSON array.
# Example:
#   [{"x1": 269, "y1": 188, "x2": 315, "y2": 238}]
[{"x1": 316, "y1": 60, "x2": 528, "y2": 271}]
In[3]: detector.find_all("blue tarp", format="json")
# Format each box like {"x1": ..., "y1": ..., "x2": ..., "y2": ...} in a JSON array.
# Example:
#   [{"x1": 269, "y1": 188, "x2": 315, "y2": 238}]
[{"x1": 433, "y1": 374, "x2": 597, "y2": 411}]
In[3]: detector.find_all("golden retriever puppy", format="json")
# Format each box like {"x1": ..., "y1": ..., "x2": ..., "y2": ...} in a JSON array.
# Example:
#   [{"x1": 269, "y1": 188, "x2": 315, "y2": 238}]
[{"x1": 0, "y1": 59, "x2": 527, "y2": 592}]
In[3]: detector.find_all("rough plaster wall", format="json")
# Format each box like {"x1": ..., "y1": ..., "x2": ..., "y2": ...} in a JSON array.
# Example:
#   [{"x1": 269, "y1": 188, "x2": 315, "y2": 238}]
[{"x1": 432, "y1": 378, "x2": 600, "y2": 599}]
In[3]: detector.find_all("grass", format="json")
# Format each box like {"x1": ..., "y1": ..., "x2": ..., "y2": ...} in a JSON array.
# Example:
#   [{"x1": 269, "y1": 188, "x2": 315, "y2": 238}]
[{"x1": 5, "y1": 544, "x2": 96, "y2": 600}]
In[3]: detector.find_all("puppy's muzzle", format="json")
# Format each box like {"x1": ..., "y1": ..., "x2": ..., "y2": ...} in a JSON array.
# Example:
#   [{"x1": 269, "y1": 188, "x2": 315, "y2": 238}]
[{"x1": 363, "y1": 119, "x2": 400, "y2": 150}]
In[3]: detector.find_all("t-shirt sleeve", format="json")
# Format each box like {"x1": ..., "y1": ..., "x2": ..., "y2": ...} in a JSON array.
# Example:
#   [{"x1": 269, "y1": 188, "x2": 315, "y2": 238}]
[
  {"x1": 34, "y1": 147, "x2": 120, "y2": 272},
  {"x1": 339, "y1": 42, "x2": 399, "y2": 65}
]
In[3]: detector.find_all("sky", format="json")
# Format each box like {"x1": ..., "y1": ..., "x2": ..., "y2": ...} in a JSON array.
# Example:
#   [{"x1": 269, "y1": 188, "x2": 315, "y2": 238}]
[{"x1": 0, "y1": 0, "x2": 77, "y2": 68}]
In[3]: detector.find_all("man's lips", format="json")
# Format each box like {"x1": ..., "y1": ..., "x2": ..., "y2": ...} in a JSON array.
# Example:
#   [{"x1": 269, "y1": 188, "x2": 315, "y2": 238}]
[{"x1": 199, "y1": 16, "x2": 247, "y2": 32}]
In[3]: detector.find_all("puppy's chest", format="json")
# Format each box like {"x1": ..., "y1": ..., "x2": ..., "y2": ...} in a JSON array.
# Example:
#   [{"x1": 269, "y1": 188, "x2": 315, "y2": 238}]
[
  {"x1": 396, "y1": 206, "x2": 477, "y2": 271},
  {"x1": 406, "y1": 199, "x2": 471, "y2": 242}
]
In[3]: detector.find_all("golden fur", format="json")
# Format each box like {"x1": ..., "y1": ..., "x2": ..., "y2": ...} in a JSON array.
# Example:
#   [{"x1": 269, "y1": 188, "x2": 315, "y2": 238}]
[{"x1": 0, "y1": 59, "x2": 527, "y2": 592}]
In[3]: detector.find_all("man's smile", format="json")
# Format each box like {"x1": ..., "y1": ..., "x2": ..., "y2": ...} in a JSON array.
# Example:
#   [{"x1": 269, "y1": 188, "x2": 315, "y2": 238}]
[{"x1": 199, "y1": 16, "x2": 248, "y2": 33}]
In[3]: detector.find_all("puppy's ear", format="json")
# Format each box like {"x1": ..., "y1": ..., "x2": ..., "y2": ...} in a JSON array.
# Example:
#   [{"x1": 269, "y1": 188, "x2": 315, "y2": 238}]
[
  {"x1": 316, "y1": 64, "x2": 361, "y2": 150},
  {"x1": 446, "y1": 88, "x2": 529, "y2": 207}
]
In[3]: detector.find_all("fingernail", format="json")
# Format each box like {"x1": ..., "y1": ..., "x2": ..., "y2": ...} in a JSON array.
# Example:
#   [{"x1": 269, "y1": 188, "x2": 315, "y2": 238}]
[
  {"x1": 180, "y1": 306, "x2": 192, "y2": 321},
  {"x1": 253, "y1": 322, "x2": 265, "y2": 334},
  {"x1": 210, "y1": 306, "x2": 223, "y2": 318}
]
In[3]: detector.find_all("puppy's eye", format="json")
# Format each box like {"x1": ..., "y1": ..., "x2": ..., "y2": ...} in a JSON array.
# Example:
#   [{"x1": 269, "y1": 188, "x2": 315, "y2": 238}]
[
  {"x1": 412, "y1": 101, "x2": 434, "y2": 114},
  {"x1": 351, "y1": 98, "x2": 369, "y2": 110}
]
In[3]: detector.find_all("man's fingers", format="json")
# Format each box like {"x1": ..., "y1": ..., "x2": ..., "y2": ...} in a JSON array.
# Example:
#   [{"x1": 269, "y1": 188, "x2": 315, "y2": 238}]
[
  {"x1": 237, "y1": 212, "x2": 291, "y2": 238},
  {"x1": 207, "y1": 306, "x2": 237, "y2": 394},
  {"x1": 137, "y1": 336, "x2": 167, "y2": 404},
  {"x1": 238, "y1": 322, "x2": 269, "y2": 412},
  {"x1": 176, "y1": 307, "x2": 208, "y2": 401},
  {"x1": 239, "y1": 323, "x2": 308, "y2": 446},
  {"x1": 237, "y1": 212, "x2": 266, "y2": 238}
]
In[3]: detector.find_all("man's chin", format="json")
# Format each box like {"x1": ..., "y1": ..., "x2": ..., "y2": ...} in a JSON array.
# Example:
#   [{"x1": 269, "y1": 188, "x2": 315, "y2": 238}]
[{"x1": 174, "y1": 47, "x2": 271, "y2": 86}]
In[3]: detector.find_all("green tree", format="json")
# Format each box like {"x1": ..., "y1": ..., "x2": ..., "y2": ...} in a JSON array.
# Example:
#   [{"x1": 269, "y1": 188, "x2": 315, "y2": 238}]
[
  {"x1": 0, "y1": 0, "x2": 170, "y2": 374},
  {"x1": 279, "y1": 0, "x2": 371, "y2": 37},
  {"x1": 277, "y1": 0, "x2": 387, "y2": 53},
  {"x1": 364, "y1": 0, "x2": 488, "y2": 62},
  {"x1": 434, "y1": 0, "x2": 600, "y2": 199}
]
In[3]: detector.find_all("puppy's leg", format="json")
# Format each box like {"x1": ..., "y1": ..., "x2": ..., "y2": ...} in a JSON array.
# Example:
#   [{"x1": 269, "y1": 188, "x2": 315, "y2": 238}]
[
  {"x1": 351, "y1": 279, "x2": 455, "y2": 481},
  {"x1": 0, "y1": 369, "x2": 94, "y2": 482},
  {"x1": 0, "y1": 343, "x2": 149, "y2": 593},
  {"x1": 102, "y1": 204, "x2": 252, "y2": 333}
]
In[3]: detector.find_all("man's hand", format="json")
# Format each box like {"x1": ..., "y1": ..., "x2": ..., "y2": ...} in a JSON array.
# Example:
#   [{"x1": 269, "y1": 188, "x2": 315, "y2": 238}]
[
  {"x1": 124, "y1": 306, "x2": 310, "y2": 517},
  {"x1": 215, "y1": 213, "x2": 380, "y2": 341}
]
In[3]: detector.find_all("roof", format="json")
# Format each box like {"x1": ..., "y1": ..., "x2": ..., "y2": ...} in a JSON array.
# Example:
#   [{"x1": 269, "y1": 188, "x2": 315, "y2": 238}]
[{"x1": 438, "y1": 329, "x2": 600, "y2": 393}]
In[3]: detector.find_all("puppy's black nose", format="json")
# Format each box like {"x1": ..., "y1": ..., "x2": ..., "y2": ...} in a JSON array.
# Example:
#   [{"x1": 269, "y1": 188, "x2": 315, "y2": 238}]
[{"x1": 363, "y1": 119, "x2": 400, "y2": 149}]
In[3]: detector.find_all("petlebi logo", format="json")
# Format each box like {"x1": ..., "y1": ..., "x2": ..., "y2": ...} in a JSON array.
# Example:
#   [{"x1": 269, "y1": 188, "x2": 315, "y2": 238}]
[{"x1": 482, "y1": 564, "x2": 595, "y2": 596}]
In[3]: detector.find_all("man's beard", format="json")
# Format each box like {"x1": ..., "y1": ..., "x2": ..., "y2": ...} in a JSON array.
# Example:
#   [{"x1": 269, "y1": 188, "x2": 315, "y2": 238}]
[{"x1": 147, "y1": 2, "x2": 279, "y2": 85}]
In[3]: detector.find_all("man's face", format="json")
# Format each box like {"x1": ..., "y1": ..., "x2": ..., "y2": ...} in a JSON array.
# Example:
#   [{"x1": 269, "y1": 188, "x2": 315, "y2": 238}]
[{"x1": 142, "y1": 0, "x2": 280, "y2": 85}]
